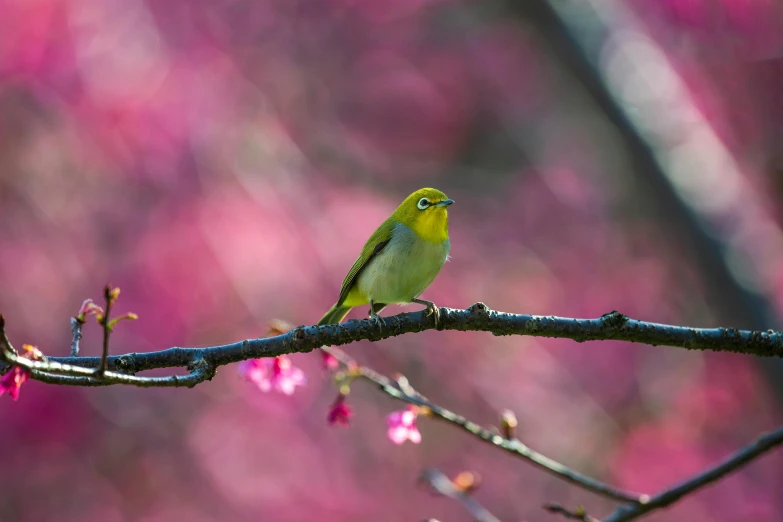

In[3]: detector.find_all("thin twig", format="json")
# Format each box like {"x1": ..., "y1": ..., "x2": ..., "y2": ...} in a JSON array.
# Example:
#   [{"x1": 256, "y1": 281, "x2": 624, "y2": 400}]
[
  {"x1": 420, "y1": 468, "x2": 501, "y2": 522},
  {"x1": 70, "y1": 317, "x2": 83, "y2": 357},
  {"x1": 96, "y1": 285, "x2": 114, "y2": 376},
  {"x1": 0, "y1": 345, "x2": 215, "y2": 388},
  {"x1": 601, "y1": 426, "x2": 783, "y2": 522},
  {"x1": 544, "y1": 503, "x2": 599, "y2": 522},
  {"x1": 32, "y1": 358, "x2": 215, "y2": 388},
  {"x1": 371, "y1": 373, "x2": 643, "y2": 503},
  {"x1": 0, "y1": 314, "x2": 15, "y2": 358},
  {"x1": 323, "y1": 345, "x2": 642, "y2": 503}
]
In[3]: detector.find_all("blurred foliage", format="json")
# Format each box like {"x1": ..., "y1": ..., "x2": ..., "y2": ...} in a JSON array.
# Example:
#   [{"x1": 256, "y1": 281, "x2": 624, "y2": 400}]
[{"x1": 1, "y1": 0, "x2": 783, "y2": 520}]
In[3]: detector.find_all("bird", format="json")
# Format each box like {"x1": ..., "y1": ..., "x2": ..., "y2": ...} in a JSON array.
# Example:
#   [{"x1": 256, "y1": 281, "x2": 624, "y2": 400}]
[{"x1": 318, "y1": 187, "x2": 453, "y2": 328}]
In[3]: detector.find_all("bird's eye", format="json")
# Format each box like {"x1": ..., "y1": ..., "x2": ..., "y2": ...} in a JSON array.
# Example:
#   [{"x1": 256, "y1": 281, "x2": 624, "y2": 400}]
[{"x1": 417, "y1": 198, "x2": 430, "y2": 210}]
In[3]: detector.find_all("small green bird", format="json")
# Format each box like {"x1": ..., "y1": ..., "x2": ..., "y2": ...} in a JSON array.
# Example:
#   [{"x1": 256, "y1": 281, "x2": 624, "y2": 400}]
[{"x1": 318, "y1": 187, "x2": 453, "y2": 327}]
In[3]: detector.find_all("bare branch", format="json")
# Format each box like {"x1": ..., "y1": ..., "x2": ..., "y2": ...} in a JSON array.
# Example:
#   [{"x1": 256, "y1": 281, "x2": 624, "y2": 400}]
[
  {"x1": 368, "y1": 370, "x2": 641, "y2": 502},
  {"x1": 96, "y1": 285, "x2": 115, "y2": 376},
  {"x1": 544, "y1": 503, "x2": 600, "y2": 522},
  {"x1": 601, "y1": 426, "x2": 783, "y2": 522},
  {"x1": 322, "y1": 346, "x2": 642, "y2": 503},
  {"x1": 0, "y1": 314, "x2": 15, "y2": 359},
  {"x1": 2, "y1": 302, "x2": 782, "y2": 512},
  {"x1": 31, "y1": 357, "x2": 216, "y2": 388},
  {"x1": 1, "y1": 346, "x2": 216, "y2": 388},
  {"x1": 420, "y1": 468, "x2": 501, "y2": 522},
  {"x1": 34, "y1": 303, "x2": 783, "y2": 381},
  {"x1": 70, "y1": 318, "x2": 83, "y2": 357}
]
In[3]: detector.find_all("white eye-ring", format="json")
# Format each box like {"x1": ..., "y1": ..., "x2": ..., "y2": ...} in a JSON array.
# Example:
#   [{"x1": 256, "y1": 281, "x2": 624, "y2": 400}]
[{"x1": 417, "y1": 197, "x2": 430, "y2": 210}]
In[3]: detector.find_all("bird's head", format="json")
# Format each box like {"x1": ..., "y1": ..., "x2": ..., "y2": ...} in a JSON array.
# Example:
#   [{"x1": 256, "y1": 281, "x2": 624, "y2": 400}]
[{"x1": 392, "y1": 188, "x2": 454, "y2": 243}]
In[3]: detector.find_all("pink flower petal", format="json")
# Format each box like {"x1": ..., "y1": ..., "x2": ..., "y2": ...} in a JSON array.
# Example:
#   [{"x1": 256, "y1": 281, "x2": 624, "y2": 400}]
[
  {"x1": 388, "y1": 425, "x2": 410, "y2": 445},
  {"x1": 245, "y1": 367, "x2": 264, "y2": 382},
  {"x1": 0, "y1": 367, "x2": 30, "y2": 401},
  {"x1": 387, "y1": 411, "x2": 403, "y2": 426},
  {"x1": 322, "y1": 352, "x2": 339, "y2": 370},
  {"x1": 277, "y1": 377, "x2": 297, "y2": 395},
  {"x1": 256, "y1": 378, "x2": 272, "y2": 392},
  {"x1": 240, "y1": 356, "x2": 305, "y2": 396},
  {"x1": 327, "y1": 395, "x2": 352, "y2": 426},
  {"x1": 290, "y1": 368, "x2": 306, "y2": 385}
]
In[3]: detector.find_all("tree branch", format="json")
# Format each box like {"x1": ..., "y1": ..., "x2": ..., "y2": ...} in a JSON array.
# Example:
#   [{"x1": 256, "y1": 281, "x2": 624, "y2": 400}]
[
  {"x1": 2, "y1": 302, "x2": 782, "y2": 386},
  {"x1": 25, "y1": 303, "x2": 783, "y2": 372},
  {"x1": 322, "y1": 345, "x2": 643, "y2": 503},
  {"x1": 420, "y1": 468, "x2": 501, "y2": 522},
  {"x1": 69, "y1": 317, "x2": 83, "y2": 357},
  {"x1": 0, "y1": 314, "x2": 15, "y2": 359},
  {"x1": 600, "y1": 426, "x2": 783, "y2": 522},
  {"x1": 364, "y1": 366, "x2": 643, "y2": 502},
  {"x1": 3, "y1": 303, "x2": 783, "y2": 516},
  {"x1": 544, "y1": 503, "x2": 599, "y2": 522},
  {"x1": 96, "y1": 285, "x2": 115, "y2": 376}
]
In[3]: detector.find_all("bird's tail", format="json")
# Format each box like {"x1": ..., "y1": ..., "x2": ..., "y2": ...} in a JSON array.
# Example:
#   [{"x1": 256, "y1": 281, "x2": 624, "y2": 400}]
[{"x1": 317, "y1": 305, "x2": 353, "y2": 326}]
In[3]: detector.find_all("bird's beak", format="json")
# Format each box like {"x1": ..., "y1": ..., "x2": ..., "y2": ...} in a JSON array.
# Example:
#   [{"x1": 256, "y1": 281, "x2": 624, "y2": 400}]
[{"x1": 436, "y1": 199, "x2": 454, "y2": 207}]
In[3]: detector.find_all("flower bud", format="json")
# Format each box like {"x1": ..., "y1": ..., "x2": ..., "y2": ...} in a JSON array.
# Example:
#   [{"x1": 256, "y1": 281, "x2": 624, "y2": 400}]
[
  {"x1": 452, "y1": 471, "x2": 480, "y2": 494},
  {"x1": 500, "y1": 409, "x2": 518, "y2": 439}
]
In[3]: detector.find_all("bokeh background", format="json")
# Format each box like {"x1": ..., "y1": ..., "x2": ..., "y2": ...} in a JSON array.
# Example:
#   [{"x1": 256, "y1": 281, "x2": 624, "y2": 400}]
[{"x1": 2, "y1": 0, "x2": 783, "y2": 520}]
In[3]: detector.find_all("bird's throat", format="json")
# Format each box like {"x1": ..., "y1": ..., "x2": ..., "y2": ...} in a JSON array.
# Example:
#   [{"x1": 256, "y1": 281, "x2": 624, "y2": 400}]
[{"x1": 414, "y1": 209, "x2": 449, "y2": 244}]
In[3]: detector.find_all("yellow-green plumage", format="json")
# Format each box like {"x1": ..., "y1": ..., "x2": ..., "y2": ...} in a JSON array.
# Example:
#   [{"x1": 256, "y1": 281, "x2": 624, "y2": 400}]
[{"x1": 318, "y1": 188, "x2": 453, "y2": 326}]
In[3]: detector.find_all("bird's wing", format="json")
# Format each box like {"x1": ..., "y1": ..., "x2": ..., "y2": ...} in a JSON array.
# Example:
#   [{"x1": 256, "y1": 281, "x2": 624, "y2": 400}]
[{"x1": 335, "y1": 219, "x2": 395, "y2": 306}]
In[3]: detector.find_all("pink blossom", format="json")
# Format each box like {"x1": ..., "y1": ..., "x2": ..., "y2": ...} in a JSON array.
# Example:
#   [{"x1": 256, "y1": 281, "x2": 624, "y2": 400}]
[
  {"x1": 239, "y1": 355, "x2": 305, "y2": 395},
  {"x1": 0, "y1": 366, "x2": 30, "y2": 401},
  {"x1": 76, "y1": 298, "x2": 105, "y2": 324},
  {"x1": 322, "y1": 351, "x2": 339, "y2": 370},
  {"x1": 0, "y1": 344, "x2": 43, "y2": 401},
  {"x1": 386, "y1": 406, "x2": 422, "y2": 445},
  {"x1": 327, "y1": 394, "x2": 352, "y2": 426}
]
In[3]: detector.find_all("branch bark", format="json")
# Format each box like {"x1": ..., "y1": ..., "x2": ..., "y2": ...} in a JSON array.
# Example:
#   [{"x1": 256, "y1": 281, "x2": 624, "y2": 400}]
[
  {"x1": 3, "y1": 303, "x2": 783, "y2": 388},
  {"x1": 601, "y1": 426, "x2": 783, "y2": 522},
  {"x1": 421, "y1": 468, "x2": 501, "y2": 522},
  {"x1": 323, "y1": 345, "x2": 643, "y2": 503},
  {"x1": 3, "y1": 303, "x2": 783, "y2": 519}
]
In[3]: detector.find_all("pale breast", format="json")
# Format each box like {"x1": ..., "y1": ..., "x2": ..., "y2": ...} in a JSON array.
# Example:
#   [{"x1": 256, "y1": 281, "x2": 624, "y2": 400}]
[{"x1": 356, "y1": 222, "x2": 450, "y2": 304}]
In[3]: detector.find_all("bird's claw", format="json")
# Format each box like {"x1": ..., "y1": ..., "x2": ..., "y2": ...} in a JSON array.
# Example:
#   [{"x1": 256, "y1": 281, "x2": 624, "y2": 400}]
[
  {"x1": 413, "y1": 298, "x2": 441, "y2": 328},
  {"x1": 425, "y1": 302, "x2": 440, "y2": 328},
  {"x1": 369, "y1": 312, "x2": 386, "y2": 330}
]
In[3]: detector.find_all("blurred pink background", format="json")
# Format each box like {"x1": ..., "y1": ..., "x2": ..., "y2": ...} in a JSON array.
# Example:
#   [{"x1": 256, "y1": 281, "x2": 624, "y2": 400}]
[{"x1": 2, "y1": 0, "x2": 783, "y2": 520}]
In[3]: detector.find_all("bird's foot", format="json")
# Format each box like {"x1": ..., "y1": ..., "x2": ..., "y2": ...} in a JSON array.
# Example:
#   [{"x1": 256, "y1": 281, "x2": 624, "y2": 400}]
[
  {"x1": 369, "y1": 311, "x2": 386, "y2": 330},
  {"x1": 413, "y1": 299, "x2": 440, "y2": 328},
  {"x1": 368, "y1": 300, "x2": 386, "y2": 330}
]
